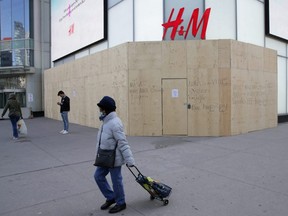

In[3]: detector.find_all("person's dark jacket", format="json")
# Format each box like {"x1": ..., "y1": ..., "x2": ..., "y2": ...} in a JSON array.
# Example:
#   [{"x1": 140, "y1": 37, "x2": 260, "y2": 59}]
[
  {"x1": 60, "y1": 96, "x2": 70, "y2": 113},
  {"x1": 1, "y1": 94, "x2": 22, "y2": 118}
]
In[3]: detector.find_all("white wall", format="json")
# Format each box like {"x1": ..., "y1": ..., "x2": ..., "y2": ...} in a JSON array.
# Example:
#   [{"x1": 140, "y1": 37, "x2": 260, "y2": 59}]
[
  {"x1": 205, "y1": 0, "x2": 236, "y2": 40},
  {"x1": 108, "y1": 0, "x2": 134, "y2": 47},
  {"x1": 206, "y1": 0, "x2": 288, "y2": 115},
  {"x1": 265, "y1": 37, "x2": 288, "y2": 114},
  {"x1": 134, "y1": 0, "x2": 163, "y2": 41},
  {"x1": 237, "y1": 0, "x2": 265, "y2": 46},
  {"x1": 277, "y1": 57, "x2": 287, "y2": 114}
]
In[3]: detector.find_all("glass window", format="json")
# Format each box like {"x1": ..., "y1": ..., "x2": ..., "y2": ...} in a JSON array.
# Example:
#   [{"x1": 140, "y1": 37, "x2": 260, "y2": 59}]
[
  {"x1": 13, "y1": 39, "x2": 25, "y2": 49},
  {"x1": 0, "y1": 50, "x2": 13, "y2": 66},
  {"x1": 25, "y1": 49, "x2": 33, "y2": 66},
  {"x1": 0, "y1": 39, "x2": 12, "y2": 51},
  {"x1": 12, "y1": 0, "x2": 25, "y2": 39},
  {"x1": 0, "y1": 0, "x2": 12, "y2": 40},
  {"x1": 12, "y1": 0, "x2": 25, "y2": 40},
  {"x1": 1, "y1": 92, "x2": 26, "y2": 108},
  {"x1": 0, "y1": 76, "x2": 26, "y2": 108},
  {"x1": 16, "y1": 92, "x2": 26, "y2": 107},
  {"x1": 0, "y1": 76, "x2": 26, "y2": 89},
  {"x1": 24, "y1": 0, "x2": 31, "y2": 38},
  {"x1": 13, "y1": 49, "x2": 25, "y2": 66},
  {"x1": 0, "y1": 0, "x2": 33, "y2": 67}
]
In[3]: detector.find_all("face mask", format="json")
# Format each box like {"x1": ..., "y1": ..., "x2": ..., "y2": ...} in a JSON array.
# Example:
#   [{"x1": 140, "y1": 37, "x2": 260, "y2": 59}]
[{"x1": 99, "y1": 112, "x2": 106, "y2": 121}]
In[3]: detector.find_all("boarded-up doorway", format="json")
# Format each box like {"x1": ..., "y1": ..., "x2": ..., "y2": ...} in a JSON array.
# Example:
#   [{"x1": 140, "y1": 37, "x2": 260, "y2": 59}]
[{"x1": 162, "y1": 79, "x2": 188, "y2": 135}]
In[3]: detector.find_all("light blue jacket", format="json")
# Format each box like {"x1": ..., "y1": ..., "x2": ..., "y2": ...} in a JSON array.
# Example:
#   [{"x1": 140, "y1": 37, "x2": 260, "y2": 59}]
[{"x1": 96, "y1": 112, "x2": 135, "y2": 167}]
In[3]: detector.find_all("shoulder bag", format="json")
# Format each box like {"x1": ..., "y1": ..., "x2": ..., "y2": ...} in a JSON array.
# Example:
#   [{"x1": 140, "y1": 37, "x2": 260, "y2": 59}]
[{"x1": 93, "y1": 126, "x2": 117, "y2": 168}]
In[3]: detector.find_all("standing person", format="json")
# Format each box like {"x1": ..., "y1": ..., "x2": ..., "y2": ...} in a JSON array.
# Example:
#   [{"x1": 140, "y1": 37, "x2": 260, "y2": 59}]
[
  {"x1": 94, "y1": 96, "x2": 135, "y2": 214},
  {"x1": 1, "y1": 93, "x2": 22, "y2": 140},
  {"x1": 57, "y1": 90, "x2": 70, "y2": 134}
]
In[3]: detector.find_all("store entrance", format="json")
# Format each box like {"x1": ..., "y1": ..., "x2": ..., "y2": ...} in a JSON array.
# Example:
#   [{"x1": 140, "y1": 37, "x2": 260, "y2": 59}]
[
  {"x1": 162, "y1": 79, "x2": 188, "y2": 135},
  {"x1": 0, "y1": 89, "x2": 26, "y2": 108}
]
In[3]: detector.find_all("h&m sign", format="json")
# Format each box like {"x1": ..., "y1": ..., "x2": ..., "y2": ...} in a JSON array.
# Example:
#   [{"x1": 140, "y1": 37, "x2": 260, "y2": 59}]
[{"x1": 162, "y1": 7, "x2": 211, "y2": 40}]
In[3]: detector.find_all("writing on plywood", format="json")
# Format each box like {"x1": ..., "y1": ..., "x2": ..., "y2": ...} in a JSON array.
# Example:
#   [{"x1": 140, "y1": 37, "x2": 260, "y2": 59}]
[
  {"x1": 232, "y1": 81, "x2": 274, "y2": 106},
  {"x1": 188, "y1": 77, "x2": 230, "y2": 113}
]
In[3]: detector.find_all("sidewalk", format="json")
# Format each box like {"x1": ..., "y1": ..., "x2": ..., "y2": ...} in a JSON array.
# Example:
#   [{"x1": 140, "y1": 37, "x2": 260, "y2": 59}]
[{"x1": 0, "y1": 117, "x2": 288, "y2": 216}]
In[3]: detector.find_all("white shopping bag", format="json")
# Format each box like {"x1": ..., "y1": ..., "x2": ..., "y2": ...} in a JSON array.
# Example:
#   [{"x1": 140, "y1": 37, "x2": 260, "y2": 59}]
[{"x1": 17, "y1": 119, "x2": 28, "y2": 135}]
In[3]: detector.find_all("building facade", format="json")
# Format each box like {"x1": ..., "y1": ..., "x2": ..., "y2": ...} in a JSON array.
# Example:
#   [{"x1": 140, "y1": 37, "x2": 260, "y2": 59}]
[
  {"x1": 1, "y1": 0, "x2": 288, "y2": 123},
  {"x1": 51, "y1": 0, "x2": 288, "y2": 122},
  {"x1": 0, "y1": 0, "x2": 50, "y2": 117},
  {"x1": 45, "y1": 0, "x2": 279, "y2": 136}
]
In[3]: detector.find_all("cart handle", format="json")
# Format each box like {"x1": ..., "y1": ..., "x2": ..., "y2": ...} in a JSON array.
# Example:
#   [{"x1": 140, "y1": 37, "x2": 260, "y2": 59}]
[{"x1": 126, "y1": 164, "x2": 143, "y2": 178}]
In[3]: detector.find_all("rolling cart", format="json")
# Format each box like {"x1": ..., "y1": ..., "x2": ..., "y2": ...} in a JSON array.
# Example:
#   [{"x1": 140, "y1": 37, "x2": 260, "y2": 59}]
[{"x1": 127, "y1": 165, "x2": 172, "y2": 206}]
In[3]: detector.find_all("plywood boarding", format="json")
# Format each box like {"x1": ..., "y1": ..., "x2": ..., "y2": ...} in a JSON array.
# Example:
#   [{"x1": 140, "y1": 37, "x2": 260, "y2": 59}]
[
  {"x1": 161, "y1": 41, "x2": 187, "y2": 78},
  {"x1": 44, "y1": 44, "x2": 129, "y2": 130},
  {"x1": 230, "y1": 41, "x2": 277, "y2": 135},
  {"x1": 186, "y1": 40, "x2": 231, "y2": 136},
  {"x1": 44, "y1": 65, "x2": 66, "y2": 120},
  {"x1": 218, "y1": 68, "x2": 232, "y2": 136},
  {"x1": 44, "y1": 40, "x2": 277, "y2": 136},
  {"x1": 187, "y1": 40, "x2": 219, "y2": 69},
  {"x1": 218, "y1": 40, "x2": 232, "y2": 69},
  {"x1": 230, "y1": 40, "x2": 249, "y2": 70},
  {"x1": 162, "y1": 79, "x2": 188, "y2": 135},
  {"x1": 187, "y1": 68, "x2": 231, "y2": 136},
  {"x1": 128, "y1": 42, "x2": 162, "y2": 136}
]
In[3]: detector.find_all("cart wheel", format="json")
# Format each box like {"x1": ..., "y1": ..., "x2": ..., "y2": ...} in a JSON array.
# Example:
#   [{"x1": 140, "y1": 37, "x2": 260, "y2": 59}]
[
  {"x1": 150, "y1": 195, "x2": 155, "y2": 200},
  {"x1": 163, "y1": 200, "x2": 169, "y2": 206}
]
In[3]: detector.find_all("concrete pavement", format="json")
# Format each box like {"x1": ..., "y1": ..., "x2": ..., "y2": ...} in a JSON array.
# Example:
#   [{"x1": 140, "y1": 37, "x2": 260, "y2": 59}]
[{"x1": 0, "y1": 117, "x2": 288, "y2": 216}]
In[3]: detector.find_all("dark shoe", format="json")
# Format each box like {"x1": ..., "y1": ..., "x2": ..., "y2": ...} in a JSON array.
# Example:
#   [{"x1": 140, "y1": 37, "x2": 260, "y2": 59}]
[
  {"x1": 109, "y1": 203, "x2": 126, "y2": 213},
  {"x1": 101, "y1": 200, "x2": 116, "y2": 210}
]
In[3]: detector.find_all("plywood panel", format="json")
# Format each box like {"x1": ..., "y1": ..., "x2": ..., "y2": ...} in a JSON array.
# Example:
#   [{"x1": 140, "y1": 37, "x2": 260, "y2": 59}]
[
  {"x1": 218, "y1": 68, "x2": 232, "y2": 136},
  {"x1": 237, "y1": 43, "x2": 276, "y2": 133},
  {"x1": 162, "y1": 79, "x2": 187, "y2": 135},
  {"x1": 128, "y1": 69, "x2": 162, "y2": 136},
  {"x1": 188, "y1": 68, "x2": 229, "y2": 136},
  {"x1": 218, "y1": 40, "x2": 231, "y2": 68},
  {"x1": 187, "y1": 40, "x2": 224, "y2": 136},
  {"x1": 128, "y1": 42, "x2": 162, "y2": 70},
  {"x1": 264, "y1": 48, "x2": 277, "y2": 73},
  {"x1": 231, "y1": 67, "x2": 277, "y2": 135},
  {"x1": 231, "y1": 69, "x2": 248, "y2": 134},
  {"x1": 187, "y1": 40, "x2": 219, "y2": 69},
  {"x1": 231, "y1": 40, "x2": 248, "y2": 70},
  {"x1": 248, "y1": 44, "x2": 263, "y2": 72},
  {"x1": 128, "y1": 42, "x2": 162, "y2": 136},
  {"x1": 161, "y1": 41, "x2": 187, "y2": 78}
]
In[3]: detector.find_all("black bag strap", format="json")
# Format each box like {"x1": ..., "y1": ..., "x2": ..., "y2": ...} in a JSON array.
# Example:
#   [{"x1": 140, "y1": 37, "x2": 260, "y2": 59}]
[{"x1": 98, "y1": 125, "x2": 103, "y2": 147}]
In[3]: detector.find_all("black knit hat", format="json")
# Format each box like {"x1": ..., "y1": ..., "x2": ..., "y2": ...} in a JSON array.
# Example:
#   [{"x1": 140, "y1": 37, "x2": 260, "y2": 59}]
[
  {"x1": 9, "y1": 93, "x2": 16, "y2": 99},
  {"x1": 97, "y1": 96, "x2": 116, "y2": 112}
]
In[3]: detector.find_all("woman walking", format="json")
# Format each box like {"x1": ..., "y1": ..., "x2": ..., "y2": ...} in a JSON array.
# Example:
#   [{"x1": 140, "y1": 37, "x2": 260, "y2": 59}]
[
  {"x1": 1, "y1": 93, "x2": 22, "y2": 140},
  {"x1": 94, "y1": 96, "x2": 135, "y2": 214}
]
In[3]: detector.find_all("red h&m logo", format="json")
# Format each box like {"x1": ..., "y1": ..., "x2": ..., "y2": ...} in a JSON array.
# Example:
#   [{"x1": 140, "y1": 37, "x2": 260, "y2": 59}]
[
  {"x1": 162, "y1": 7, "x2": 211, "y2": 40},
  {"x1": 68, "y1": 23, "x2": 74, "y2": 36}
]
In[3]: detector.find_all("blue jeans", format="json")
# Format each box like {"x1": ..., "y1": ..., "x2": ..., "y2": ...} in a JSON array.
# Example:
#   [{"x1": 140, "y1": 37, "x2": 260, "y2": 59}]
[
  {"x1": 61, "y1": 111, "x2": 69, "y2": 131},
  {"x1": 94, "y1": 166, "x2": 125, "y2": 205},
  {"x1": 9, "y1": 115, "x2": 20, "y2": 138}
]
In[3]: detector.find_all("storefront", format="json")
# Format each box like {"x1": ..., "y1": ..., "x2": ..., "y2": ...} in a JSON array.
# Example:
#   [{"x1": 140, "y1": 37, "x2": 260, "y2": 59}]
[
  {"x1": 46, "y1": 0, "x2": 280, "y2": 136},
  {"x1": 0, "y1": 0, "x2": 50, "y2": 117},
  {"x1": 50, "y1": 0, "x2": 288, "y2": 121}
]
